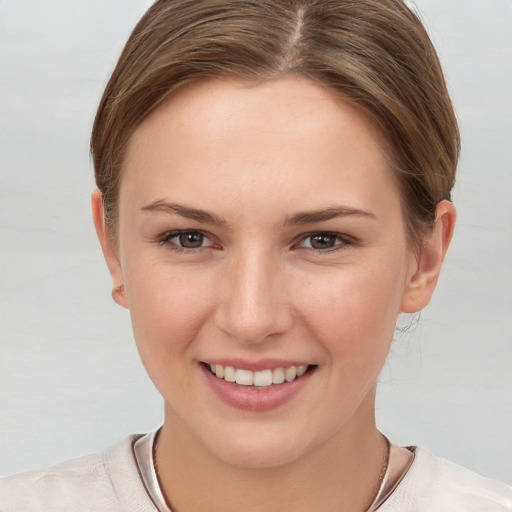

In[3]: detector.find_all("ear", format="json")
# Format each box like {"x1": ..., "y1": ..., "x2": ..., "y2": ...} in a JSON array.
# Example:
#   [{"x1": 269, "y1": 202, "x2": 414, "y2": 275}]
[
  {"x1": 401, "y1": 200, "x2": 456, "y2": 313},
  {"x1": 91, "y1": 189, "x2": 129, "y2": 309}
]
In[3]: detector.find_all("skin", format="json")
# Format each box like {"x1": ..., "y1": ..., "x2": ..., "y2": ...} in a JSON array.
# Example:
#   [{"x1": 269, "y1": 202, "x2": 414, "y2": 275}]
[{"x1": 92, "y1": 77, "x2": 455, "y2": 512}]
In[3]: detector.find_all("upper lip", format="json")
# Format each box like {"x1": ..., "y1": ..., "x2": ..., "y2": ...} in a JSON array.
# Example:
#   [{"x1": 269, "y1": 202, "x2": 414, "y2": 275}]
[{"x1": 201, "y1": 358, "x2": 313, "y2": 372}]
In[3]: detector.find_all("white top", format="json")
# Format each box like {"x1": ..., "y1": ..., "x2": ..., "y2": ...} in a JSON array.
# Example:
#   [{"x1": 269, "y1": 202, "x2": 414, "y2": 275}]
[{"x1": 1, "y1": 432, "x2": 511, "y2": 511}]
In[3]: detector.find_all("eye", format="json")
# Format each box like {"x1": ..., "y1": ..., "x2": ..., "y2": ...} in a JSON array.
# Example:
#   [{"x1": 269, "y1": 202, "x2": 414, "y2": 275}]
[
  {"x1": 163, "y1": 230, "x2": 213, "y2": 249},
  {"x1": 299, "y1": 233, "x2": 350, "y2": 251}
]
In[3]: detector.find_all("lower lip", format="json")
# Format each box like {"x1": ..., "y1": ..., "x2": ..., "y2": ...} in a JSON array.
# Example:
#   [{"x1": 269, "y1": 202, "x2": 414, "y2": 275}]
[{"x1": 201, "y1": 364, "x2": 315, "y2": 412}]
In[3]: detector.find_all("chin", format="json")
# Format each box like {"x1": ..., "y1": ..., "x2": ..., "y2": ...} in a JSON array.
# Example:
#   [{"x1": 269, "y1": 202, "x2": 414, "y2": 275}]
[
  {"x1": 216, "y1": 442, "x2": 303, "y2": 469},
  {"x1": 200, "y1": 422, "x2": 319, "y2": 470}
]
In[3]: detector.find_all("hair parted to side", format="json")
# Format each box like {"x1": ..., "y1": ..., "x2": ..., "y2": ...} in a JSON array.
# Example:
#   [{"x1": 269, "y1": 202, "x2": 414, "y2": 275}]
[{"x1": 91, "y1": 0, "x2": 460, "y2": 248}]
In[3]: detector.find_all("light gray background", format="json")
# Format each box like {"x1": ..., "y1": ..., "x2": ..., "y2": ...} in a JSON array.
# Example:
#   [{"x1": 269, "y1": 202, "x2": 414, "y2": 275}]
[{"x1": 1, "y1": 0, "x2": 511, "y2": 482}]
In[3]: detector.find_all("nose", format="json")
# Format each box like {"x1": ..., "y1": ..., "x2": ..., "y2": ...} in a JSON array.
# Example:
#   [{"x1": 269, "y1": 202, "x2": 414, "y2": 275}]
[{"x1": 214, "y1": 249, "x2": 293, "y2": 345}]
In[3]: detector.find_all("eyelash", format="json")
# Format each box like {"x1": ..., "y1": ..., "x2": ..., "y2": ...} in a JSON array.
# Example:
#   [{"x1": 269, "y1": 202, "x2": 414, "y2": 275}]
[
  {"x1": 295, "y1": 232, "x2": 358, "y2": 253},
  {"x1": 157, "y1": 230, "x2": 216, "y2": 254},
  {"x1": 156, "y1": 230, "x2": 358, "y2": 254}
]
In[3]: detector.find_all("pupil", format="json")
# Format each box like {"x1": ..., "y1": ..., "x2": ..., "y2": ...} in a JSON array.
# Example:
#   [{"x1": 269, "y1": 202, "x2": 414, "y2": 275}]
[
  {"x1": 311, "y1": 234, "x2": 335, "y2": 249},
  {"x1": 179, "y1": 232, "x2": 204, "y2": 248}
]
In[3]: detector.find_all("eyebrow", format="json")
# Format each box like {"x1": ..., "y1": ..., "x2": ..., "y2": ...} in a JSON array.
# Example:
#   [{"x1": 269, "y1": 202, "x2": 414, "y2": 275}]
[
  {"x1": 141, "y1": 200, "x2": 227, "y2": 226},
  {"x1": 141, "y1": 200, "x2": 376, "y2": 227},
  {"x1": 284, "y1": 206, "x2": 377, "y2": 225}
]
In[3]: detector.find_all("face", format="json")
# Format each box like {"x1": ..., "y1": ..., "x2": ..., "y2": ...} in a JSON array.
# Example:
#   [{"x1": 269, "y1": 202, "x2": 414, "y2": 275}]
[{"x1": 99, "y1": 77, "x2": 425, "y2": 468}]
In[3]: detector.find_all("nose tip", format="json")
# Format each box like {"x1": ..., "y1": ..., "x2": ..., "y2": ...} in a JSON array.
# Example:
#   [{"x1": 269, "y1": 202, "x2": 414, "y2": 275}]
[{"x1": 214, "y1": 256, "x2": 293, "y2": 345}]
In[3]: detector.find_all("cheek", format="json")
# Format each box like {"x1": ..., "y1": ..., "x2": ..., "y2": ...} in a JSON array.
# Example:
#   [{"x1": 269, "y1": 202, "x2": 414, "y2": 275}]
[
  {"x1": 295, "y1": 261, "x2": 405, "y2": 361},
  {"x1": 123, "y1": 261, "x2": 217, "y2": 367}
]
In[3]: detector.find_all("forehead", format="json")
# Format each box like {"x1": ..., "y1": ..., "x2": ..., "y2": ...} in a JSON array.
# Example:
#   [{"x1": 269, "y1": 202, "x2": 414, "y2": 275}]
[
  {"x1": 121, "y1": 77, "x2": 399, "y2": 220},
  {"x1": 127, "y1": 76, "x2": 389, "y2": 161}
]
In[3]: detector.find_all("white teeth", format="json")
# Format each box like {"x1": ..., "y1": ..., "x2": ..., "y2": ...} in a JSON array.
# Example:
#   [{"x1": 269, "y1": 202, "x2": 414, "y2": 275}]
[
  {"x1": 285, "y1": 366, "x2": 297, "y2": 382},
  {"x1": 296, "y1": 365, "x2": 307, "y2": 377},
  {"x1": 224, "y1": 366, "x2": 236, "y2": 382},
  {"x1": 272, "y1": 367, "x2": 285, "y2": 384},
  {"x1": 208, "y1": 363, "x2": 311, "y2": 386},
  {"x1": 235, "y1": 369, "x2": 253, "y2": 386},
  {"x1": 253, "y1": 369, "x2": 273, "y2": 387}
]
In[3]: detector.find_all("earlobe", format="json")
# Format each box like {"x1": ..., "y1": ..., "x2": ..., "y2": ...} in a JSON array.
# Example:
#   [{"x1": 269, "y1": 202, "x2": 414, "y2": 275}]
[
  {"x1": 401, "y1": 200, "x2": 456, "y2": 313},
  {"x1": 91, "y1": 189, "x2": 129, "y2": 309}
]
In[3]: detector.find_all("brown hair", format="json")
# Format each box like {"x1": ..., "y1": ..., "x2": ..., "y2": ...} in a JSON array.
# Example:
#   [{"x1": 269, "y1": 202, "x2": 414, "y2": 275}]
[{"x1": 91, "y1": 0, "x2": 460, "y2": 248}]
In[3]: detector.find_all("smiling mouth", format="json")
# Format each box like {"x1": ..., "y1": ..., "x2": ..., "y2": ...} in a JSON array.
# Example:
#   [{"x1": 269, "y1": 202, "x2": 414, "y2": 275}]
[{"x1": 202, "y1": 363, "x2": 317, "y2": 388}]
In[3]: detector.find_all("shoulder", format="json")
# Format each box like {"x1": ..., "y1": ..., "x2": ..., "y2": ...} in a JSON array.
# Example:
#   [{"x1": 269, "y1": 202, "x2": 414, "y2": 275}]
[
  {"x1": 0, "y1": 434, "x2": 156, "y2": 512},
  {"x1": 381, "y1": 446, "x2": 512, "y2": 512}
]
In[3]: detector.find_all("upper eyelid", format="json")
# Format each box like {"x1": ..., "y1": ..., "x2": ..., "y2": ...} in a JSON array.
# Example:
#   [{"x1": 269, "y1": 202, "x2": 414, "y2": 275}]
[
  {"x1": 162, "y1": 229, "x2": 212, "y2": 240},
  {"x1": 296, "y1": 231, "x2": 356, "y2": 243},
  {"x1": 293, "y1": 233, "x2": 360, "y2": 254},
  {"x1": 157, "y1": 229, "x2": 356, "y2": 249},
  {"x1": 158, "y1": 229, "x2": 216, "y2": 248}
]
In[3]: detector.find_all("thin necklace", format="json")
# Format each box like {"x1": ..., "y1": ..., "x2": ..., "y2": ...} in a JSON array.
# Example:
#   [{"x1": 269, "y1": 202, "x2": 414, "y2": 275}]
[
  {"x1": 152, "y1": 432, "x2": 392, "y2": 512},
  {"x1": 366, "y1": 435, "x2": 391, "y2": 512}
]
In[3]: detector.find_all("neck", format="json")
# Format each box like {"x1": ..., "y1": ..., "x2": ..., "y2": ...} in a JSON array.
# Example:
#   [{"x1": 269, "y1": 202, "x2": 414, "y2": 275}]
[{"x1": 156, "y1": 393, "x2": 385, "y2": 512}]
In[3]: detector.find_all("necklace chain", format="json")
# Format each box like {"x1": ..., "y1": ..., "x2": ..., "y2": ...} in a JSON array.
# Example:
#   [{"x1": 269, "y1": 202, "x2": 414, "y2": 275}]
[
  {"x1": 365, "y1": 435, "x2": 391, "y2": 512},
  {"x1": 152, "y1": 431, "x2": 391, "y2": 512}
]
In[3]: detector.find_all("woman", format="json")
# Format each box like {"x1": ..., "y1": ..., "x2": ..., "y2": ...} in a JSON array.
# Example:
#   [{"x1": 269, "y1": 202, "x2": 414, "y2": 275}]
[{"x1": 1, "y1": 0, "x2": 511, "y2": 510}]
